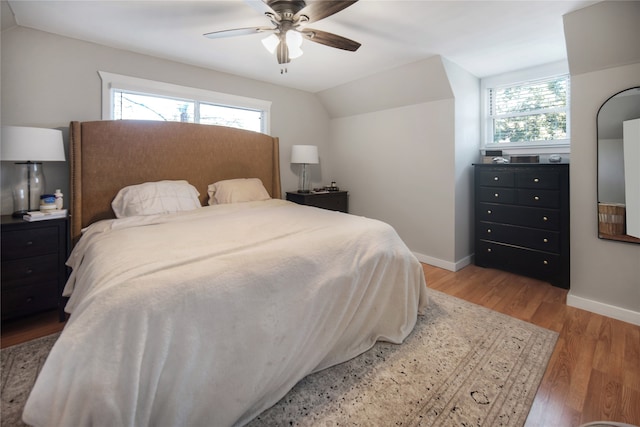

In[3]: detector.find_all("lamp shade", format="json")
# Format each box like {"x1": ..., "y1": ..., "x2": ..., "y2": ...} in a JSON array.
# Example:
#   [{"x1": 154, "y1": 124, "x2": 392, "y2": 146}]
[
  {"x1": 291, "y1": 145, "x2": 318, "y2": 164},
  {"x1": 1, "y1": 126, "x2": 65, "y2": 161}
]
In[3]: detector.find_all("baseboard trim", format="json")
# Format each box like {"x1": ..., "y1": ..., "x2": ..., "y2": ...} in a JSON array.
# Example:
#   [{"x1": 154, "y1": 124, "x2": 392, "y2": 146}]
[
  {"x1": 413, "y1": 252, "x2": 472, "y2": 272},
  {"x1": 567, "y1": 292, "x2": 640, "y2": 326}
]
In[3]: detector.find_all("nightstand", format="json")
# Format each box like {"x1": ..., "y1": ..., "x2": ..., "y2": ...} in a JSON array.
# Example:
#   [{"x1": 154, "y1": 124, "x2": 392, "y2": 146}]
[
  {"x1": 1, "y1": 215, "x2": 69, "y2": 322},
  {"x1": 286, "y1": 191, "x2": 349, "y2": 213}
]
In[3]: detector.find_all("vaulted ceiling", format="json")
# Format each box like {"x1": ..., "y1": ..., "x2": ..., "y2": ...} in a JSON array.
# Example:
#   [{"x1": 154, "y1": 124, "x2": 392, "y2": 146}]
[{"x1": 4, "y1": 0, "x2": 598, "y2": 93}]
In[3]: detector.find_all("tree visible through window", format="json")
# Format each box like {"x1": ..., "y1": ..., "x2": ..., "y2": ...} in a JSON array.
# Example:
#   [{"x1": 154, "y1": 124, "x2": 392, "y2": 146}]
[
  {"x1": 488, "y1": 74, "x2": 569, "y2": 145},
  {"x1": 113, "y1": 89, "x2": 263, "y2": 132}
]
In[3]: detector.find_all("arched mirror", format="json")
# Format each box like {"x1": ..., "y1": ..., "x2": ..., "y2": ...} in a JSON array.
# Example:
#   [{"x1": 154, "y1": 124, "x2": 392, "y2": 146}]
[{"x1": 597, "y1": 86, "x2": 640, "y2": 244}]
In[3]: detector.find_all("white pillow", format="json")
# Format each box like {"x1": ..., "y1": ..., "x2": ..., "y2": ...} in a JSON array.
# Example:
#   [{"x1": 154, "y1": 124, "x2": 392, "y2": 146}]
[
  {"x1": 208, "y1": 178, "x2": 271, "y2": 205},
  {"x1": 112, "y1": 180, "x2": 202, "y2": 218}
]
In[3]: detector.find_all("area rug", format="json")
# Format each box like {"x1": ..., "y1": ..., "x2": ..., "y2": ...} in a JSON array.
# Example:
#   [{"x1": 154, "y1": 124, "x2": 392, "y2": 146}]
[
  {"x1": 1, "y1": 332, "x2": 60, "y2": 427},
  {"x1": 1, "y1": 290, "x2": 558, "y2": 427}
]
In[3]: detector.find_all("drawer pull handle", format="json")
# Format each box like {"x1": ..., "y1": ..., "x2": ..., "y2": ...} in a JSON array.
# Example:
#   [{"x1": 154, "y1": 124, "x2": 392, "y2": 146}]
[
  {"x1": 26, "y1": 297, "x2": 33, "y2": 303},
  {"x1": 494, "y1": 177, "x2": 499, "y2": 181},
  {"x1": 543, "y1": 260, "x2": 549, "y2": 265},
  {"x1": 534, "y1": 196, "x2": 540, "y2": 201},
  {"x1": 26, "y1": 241, "x2": 34, "y2": 246},
  {"x1": 25, "y1": 268, "x2": 33, "y2": 275},
  {"x1": 494, "y1": 193, "x2": 499, "y2": 198},
  {"x1": 487, "y1": 210, "x2": 492, "y2": 214},
  {"x1": 487, "y1": 229, "x2": 492, "y2": 233},
  {"x1": 543, "y1": 238, "x2": 548, "y2": 243},
  {"x1": 487, "y1": 248, "x2": 492, "y2": 253},
  {"x1": 534, "y1": 178, "x2": 539, "y2": 183},
  {"x1": 543, "y1": 216, "x2": 548, "y2": 221}
]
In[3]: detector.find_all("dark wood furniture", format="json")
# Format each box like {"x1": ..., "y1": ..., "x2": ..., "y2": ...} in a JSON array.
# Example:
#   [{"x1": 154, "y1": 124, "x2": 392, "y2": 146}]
[
  {"x1": 286, "y1": 191, "x2": 348, "y2": 213},
  {"x1": 473, "y1": 164, "x2": 570, "y2": 289},
  {"x1": 1, "y1": 215, "x2": 68, "y2": 321}
]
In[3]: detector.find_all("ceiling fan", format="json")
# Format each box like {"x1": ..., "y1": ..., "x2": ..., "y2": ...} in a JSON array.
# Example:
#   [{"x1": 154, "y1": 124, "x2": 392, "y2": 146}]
[{"x1": 204, "y1": 0, "x2": 361, "y2": 71}]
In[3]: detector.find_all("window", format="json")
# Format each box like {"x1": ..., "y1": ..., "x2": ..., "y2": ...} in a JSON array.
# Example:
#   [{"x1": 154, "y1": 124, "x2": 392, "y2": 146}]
[
  {"x1": 99, "y1": 72, "x2": 271, "y2": 134},
  {"x1": 482, "y1": 63, "x2": 570, "y2": 149}
]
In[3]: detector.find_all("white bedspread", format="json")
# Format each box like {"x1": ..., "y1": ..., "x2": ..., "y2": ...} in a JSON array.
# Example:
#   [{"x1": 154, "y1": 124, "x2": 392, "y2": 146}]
[{"x1": 23, "y1": 199, "x2": 428, "y2": 427}]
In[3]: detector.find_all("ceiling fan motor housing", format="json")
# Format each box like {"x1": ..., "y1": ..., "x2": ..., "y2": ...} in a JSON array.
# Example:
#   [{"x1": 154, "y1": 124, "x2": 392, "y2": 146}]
[{"x1": 266, "y1": 0, "x2": 308, "y2": 18}]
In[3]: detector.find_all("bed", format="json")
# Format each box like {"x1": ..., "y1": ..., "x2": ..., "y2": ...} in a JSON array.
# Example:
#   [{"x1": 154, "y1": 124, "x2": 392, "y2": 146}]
[{"x1": 22, "y1": 120, "x2": 428, "y2": 427}]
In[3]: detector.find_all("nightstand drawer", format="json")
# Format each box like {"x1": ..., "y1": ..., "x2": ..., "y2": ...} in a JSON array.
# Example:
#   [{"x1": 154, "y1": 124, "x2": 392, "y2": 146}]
[
  {"x1": 1, "y1": 254, "x2": 59, "y2": 288},
  {"x1": 1, "y1": 226, "x2": 60, "y2": 259},
  {"x1": 1, "y1": 281, "x2": 59, "y2": 319},
  {"x1": 478, "y1": 222, "x2": 560, "y2": 253}
]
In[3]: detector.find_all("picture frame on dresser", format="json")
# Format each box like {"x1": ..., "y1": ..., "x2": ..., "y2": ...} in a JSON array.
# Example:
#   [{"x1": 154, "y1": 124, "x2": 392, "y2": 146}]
[{"x1": 473, "y1": 163, "x2": 570, "y2": 289}]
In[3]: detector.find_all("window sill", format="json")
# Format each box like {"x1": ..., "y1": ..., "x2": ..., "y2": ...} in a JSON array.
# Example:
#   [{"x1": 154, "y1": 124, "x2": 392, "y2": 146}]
[
  {"x1": 483, "y1": 143, "x2": 570, "y2": 154},
  {"x1": 481, "y1": 142, "x2": 570, "y2": 163}
]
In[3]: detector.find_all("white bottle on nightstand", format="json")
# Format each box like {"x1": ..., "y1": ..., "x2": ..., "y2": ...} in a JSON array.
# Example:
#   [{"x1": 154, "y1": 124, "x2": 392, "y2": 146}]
[{"x1": 54, "y1": 189, "x2": 63, "y2": 209}]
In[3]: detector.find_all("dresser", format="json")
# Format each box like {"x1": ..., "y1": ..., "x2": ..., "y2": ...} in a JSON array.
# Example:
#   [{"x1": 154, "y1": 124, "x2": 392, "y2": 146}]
[
  {"x1": 286, "y1": 191, "x2": 349, "y2": 213},
  {"x1": 1, "y1": 215, "x2": 69, "y2": 321},
  {"x1": 473, "y1": 164, "x2": 570, "y2": 289}
]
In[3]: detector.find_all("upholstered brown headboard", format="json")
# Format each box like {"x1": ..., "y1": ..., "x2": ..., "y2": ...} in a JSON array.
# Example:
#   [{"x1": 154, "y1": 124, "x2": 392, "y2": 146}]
[{"x1": 69, "y1": 120, "x2": 281, "y2": 245}]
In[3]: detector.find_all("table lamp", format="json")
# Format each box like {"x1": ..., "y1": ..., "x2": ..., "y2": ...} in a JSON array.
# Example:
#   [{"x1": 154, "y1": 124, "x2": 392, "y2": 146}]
[
  {"x1": 291, "y1": 145, "x2": 318, "y2": 193},
  {"x1": 1, "y1": 126, "x2": 66, "y2": 217}
]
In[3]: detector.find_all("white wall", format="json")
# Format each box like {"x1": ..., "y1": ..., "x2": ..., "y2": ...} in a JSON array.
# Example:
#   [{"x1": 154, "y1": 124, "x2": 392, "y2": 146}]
[
  {"x1": 329, "y1": 99, "x2": 456, "y2": 265},
  {"x1": 442, "y1": 58, "x2": 480, "y2": 265},
  {"x1": 1, "y1": 26, "x2": 332, "y2": 213},
  {"x1": 321, "y1": 56, "x2": 478, "y2": 270},
  {"x1": 564, "y1": 1, "x2": 640, "y2": 325}
]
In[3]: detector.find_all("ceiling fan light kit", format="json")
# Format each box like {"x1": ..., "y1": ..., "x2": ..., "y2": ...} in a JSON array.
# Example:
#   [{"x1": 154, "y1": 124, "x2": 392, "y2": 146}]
[{"x1": 204, "y1": 0, "x2": 361, "y2": 73}]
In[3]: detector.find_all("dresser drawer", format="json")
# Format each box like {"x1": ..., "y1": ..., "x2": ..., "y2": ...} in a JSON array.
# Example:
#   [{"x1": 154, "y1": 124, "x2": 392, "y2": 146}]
[
  {"x1": 478, "y1": 170, "x2": 515, "y2": 187},
  {"x1": 516, "y1": 189, "x2": 560, "y2": 208},
  {"x1": 478, "y1": 187, "x2": 516, "y2": 204},
  {"x1": 475, "y1": 241, "x2": 562, "y2": 276},
  {"x1": 1, "y1": 281, "x2": 59, "y2": 319},
  {"x1": 478, "y1": 203, "x2": 560, "y2": 231},
  {"x1": 516, "y1": 170, "x2": 560, "y2": 189},
  {"x1": 1, "y1": 254, "x2": 59, "y2": 288},
  {"x1": 1, "y1": 226, "x2": 60, "y2": 259},
  {"x1": 478, "y1": 222, "x2": 560, "y2": 253}
]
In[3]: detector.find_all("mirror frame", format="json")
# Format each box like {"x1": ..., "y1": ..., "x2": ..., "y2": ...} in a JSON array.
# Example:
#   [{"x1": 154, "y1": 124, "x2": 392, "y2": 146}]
[{"x1": 596, "y1": 86, "x2": 640, "y2": 244}]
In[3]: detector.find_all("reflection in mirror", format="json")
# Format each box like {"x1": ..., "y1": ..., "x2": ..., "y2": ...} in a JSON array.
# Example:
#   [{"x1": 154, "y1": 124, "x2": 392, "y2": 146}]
[{"x1": 597, "y1": 86, "x2": 640, "y2": 244}]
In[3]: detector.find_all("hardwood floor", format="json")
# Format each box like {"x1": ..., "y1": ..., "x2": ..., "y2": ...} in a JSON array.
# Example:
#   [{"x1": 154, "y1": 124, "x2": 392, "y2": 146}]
[
  {"x1": 1, "y1": 309, "x2": 66, "y2": 349},
  {"x1": 423, "y1": 263, "x2": 640, "y2": 427},
  {"x1": 1, "y1": 264, "x2": 638, "y2": 426}
]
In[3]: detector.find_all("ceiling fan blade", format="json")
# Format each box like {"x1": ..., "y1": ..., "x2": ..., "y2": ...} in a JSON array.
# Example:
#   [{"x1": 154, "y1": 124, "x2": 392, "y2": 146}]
[
  {"x1": 249, "y1": 0, "x2": 281, "y2": 22},
  {"x1": 298, "y1": 28, "x2": 361, "y2": 51},
  {"x1": 294, "y1": 0, "x2": 358, "y2": 24},
  {"x1": 203, "y1": 27, "x2": 275, "y2": 39}
]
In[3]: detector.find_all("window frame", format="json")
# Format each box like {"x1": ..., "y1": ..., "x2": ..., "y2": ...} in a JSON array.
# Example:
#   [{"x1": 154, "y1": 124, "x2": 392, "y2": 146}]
[
  {"x1": 98, "y1": 71, "x2": 272, "y2": 134},
  {"x1": 480, "y1": 62, "x2": 570, "y2": 154}
]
